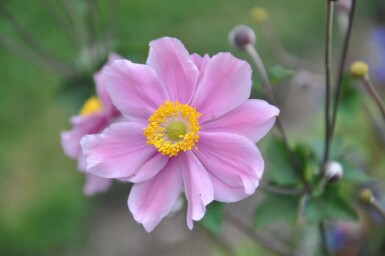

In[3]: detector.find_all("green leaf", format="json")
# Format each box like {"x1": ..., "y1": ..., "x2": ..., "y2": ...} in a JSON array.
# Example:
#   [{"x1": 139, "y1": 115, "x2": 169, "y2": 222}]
[
  {"x1": 305, "y1": 184, "x2": 358, "y2": 224},
  {"x1": 266, "y1": 137, "x2": 301, "y2": 186},
  {"x1": 254, "y1": 193, "x2": 300, "y2": 228},
  {"x1": 268, "y1": 65, "x2": 295, "y2": 85},
  {"x1": 200, "y1": 201, "x2": 224, "y2": 234},
  {"x1": 343, "y1": 164, "x2": 371, "y2": 182}
]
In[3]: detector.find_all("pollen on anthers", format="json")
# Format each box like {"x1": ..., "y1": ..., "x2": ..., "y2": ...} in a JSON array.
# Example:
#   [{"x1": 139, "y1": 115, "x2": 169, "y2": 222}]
[
  {"x1": 80, "y1": 96, "x2": 103, "y2": 116},
  {"x1": 143, "y1": 101, "x2": 201, "y2": 157}
]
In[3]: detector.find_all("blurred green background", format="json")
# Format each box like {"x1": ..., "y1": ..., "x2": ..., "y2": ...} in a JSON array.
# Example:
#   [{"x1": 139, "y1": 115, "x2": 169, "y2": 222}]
[{"x1": 0, "y1": 0, "x2": 382, "y2": 255}]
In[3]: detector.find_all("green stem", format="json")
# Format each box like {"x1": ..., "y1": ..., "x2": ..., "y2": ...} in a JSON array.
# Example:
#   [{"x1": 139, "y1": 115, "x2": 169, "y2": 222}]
[
  {"x1": 319, "y1": 221, "x2": 330, "y2": 256},
  {"x1": 323, "y1": 0, "x2": 335, "y2": 164},
  {"x1": 330, "y1": 0, "x2": 357, "y2": 139},
  {"x1": 245, "y1": 44, "x2": 312, "y2": 193},
  {"x1": 225, "y1": 211, "x2": 292, "y2": 256},
  {"x1": 362, "y1": 76, "x2": 385, "y2": 121},
  {"x1": 260, "y1": 184, "x2": 304, "y2": 195},
  {"x1": 371, "y1": 198, "x2": 385, "y2": 220}
]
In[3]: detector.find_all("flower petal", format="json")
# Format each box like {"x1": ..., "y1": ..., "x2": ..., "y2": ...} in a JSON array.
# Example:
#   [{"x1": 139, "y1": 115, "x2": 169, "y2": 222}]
[
  {"x1": 61, "y1": 114, "x2": 107, "y2": 159},
  {"x1": 191, "y1": 53, "x2": 211, "y2": 84},
  {"x1": 208, "y1": 174, "x2": 253, "y2": 202},
  {"x1": 81, "y1": 122, "x2": 167, "y2": 181},
  {"x1": 193, "y1": 132, "x2": 264, "y2": 201},
  {"x1": 146, "y1": 37, "x2": 199, "y2": 104},
  {"x1": 201, "y1": 99, "x2": 279, "y2": 143},
  {"x1": 83, "y1": 173, "x2": 112, "y2": 196},
  {"x1": 181, "y1": 151, "x2": 214, "y2": 229},
  {"x1": 191, "y1": 52, "x2": 252, "y2": 123},
  {"x1": 103, "y1": 59, "x2": 168, "y2": 120},
  {"x1": 128, "y1": 157, "x2": 183, "y2": 232},
  {"x1": 94, "y1": 53, "x2": 122, "y2": 115}
]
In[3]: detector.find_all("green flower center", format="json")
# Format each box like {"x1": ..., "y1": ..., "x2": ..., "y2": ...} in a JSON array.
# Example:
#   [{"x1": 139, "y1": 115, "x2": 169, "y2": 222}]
[{"x1": 166, "y1": 121, "x2": 187, "y2": 141}]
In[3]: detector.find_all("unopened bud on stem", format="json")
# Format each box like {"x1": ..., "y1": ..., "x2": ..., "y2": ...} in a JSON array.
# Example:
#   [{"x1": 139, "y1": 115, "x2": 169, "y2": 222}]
[
  {"x1": 324, "y1": 160, "x2": 344, "y2": 181},
  {"x1": 359, "y1": 188, "x2": 374, "y2": 203},
  {"x1": 350, "y1": 61, "x2": 369, "y2": 78},
  {"x1": 251, "y1": 7, "x2": 268, "y2": 24},
  {"x1": 228, "y1": 25, "x2": 256, "y2": 51}
]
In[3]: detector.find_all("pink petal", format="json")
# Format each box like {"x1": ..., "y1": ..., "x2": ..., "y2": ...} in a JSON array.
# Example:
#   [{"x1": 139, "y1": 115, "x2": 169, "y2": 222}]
[
  {"x1": 209, "y1": 174, "x2": 257, "y2": 203},
  {"x1": 103, "y1": 59, "x2": 168, "y2": 120},
  {"x1": 94, "y1": 53, "x2": 123, "y2": 115},
  {"x1": 191, "y1": 53, "x2": 252, "y2": 123},
  {"x1": 201, "y1": 99, "x2": 279, "y2": 143},
  {"x1": 128, "y1": 157, "x2": 183, "y2": 232},
  {"x1": 180, "y1": 151, "x2": 214, "y2": 229},
  {"x1": 61, "y1": 114, "x2": 107, "y2": 159},
  {"x1": 81, "y1": 122, "x2": 167, "y2": 181},
  {"x1": 83, "y1": 173, "x2": 112, "y2": 196},
  {"x1": 146, "y1": 37, "x2": 199, "y2": 104},
  {"x1": 191, "y1": 53, "x2": 211, "y2": 84},
  {"x1": 193, "y1": 132, "x2": 264, "y2": 201}
]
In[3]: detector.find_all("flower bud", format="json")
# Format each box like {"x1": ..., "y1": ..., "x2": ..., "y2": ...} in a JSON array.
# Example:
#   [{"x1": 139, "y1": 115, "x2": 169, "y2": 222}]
[
  {"x1": 324, "y1": 160, "x2": 344, "y2": 181},
  {"x1": 359, "y1": 188, "x2": 374, "y2": 203},
  {"x1": 228, "y1": 25, "x2": 256, "y2": 51},
  {"x1": 250, "y1": 7, "x2": 268, "y2": 24},
  {"x1": 350, "y1": 61, "x2": 369, "y2": 78}
]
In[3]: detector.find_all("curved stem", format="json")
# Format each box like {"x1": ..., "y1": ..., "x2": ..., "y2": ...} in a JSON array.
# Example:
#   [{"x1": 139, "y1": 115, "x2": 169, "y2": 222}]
[
  {"x1": 245, "y1": 44, "x2": 312, "y2": 193},
  {"x1": 225, "y1": 211, "x2": 292, "y2": 256},
  {"x1": 362, "y1": 76, "x2": 385, "y2": 121}
]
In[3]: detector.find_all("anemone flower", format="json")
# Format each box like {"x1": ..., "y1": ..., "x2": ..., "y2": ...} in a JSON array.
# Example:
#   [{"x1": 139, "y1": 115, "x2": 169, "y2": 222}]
[
  {"x1": 81, "y1": 37, "x2": 279, "y2": 231},
  {"x1": 61, "y1": 54, "x2": 121, "y2": 196}
]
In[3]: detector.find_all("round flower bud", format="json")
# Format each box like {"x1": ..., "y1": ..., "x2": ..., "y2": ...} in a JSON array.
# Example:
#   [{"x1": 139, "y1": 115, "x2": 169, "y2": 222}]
[
  {"x1": 324, "y1": 160, "x2": 344, "y2": 181},
  {"x1": 350, "y1": 61, "x2": 369, "y2": 78},
  {"x1": 251, "y1": 7, "x2": 268, "y2": 24},
  {"x1": 228, "y1": 25, "x2": 256, "y2": 51},
  {"x1": 359, "y1": 188, "x2": 374, "y2": 203}
]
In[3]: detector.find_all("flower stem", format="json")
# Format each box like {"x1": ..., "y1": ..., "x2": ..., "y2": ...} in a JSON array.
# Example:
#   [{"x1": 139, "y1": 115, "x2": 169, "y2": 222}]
[
  {"x1": 260, "y1": 20, "x2": 320, "y2": 72},
  {"x1": 319, "y1": 221, "x2": 330, "y2": 256},
  {"x1": 0, "y1": 5, "x2": 75, "y2": 76},
  {"x1": 323, "y1": 0, "x2": 335, "y2": 165},
  {"x1": 198, "y1": 224, "x2": 237, "y2": 256},
  {"x1": 224, "y1": 211, "x2": 292, "y2": 256},
  {"x1": 260, "y1": 184, "x2": 304, "y2": 195},
  {"x1": 245, "y1": 44, "x2": 312, "y2": 193},
  {"x1": 371, "y1": 198, "x2": 385, "y2": 220},
  {"x1": 362, "y1": 76, "x2": 385, "y2": 121},
  {"x1": 330, "y1": 0, "x2": 357, "y2": 141}
]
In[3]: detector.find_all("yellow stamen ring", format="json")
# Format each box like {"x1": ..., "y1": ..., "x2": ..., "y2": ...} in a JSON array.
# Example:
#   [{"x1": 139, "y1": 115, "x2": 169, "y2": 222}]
[
  {"x1": 143, "y1": 101, "x2": 201, "y2": 157},
  {"x1": 80, "y1": 96, "x2": 103, "y2": 116}
]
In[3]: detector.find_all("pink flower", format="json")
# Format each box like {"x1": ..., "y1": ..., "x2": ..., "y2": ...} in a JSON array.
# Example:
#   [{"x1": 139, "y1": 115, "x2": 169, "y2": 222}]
[
  {"x1": 61, "y1": 54, "x2": 122, "y2": 196},
  {"x1": 81, "y1": 37, "x2": 279, "y2": 231}
]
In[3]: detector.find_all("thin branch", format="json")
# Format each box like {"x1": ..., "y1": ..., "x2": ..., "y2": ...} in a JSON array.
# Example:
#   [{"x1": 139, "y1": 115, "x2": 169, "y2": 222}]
[
  {"x1": 0, "y1": 6, "x2": 75, "y2": 76},
  {"x1": 260, "y1": 184, "x2": 304, "y2": 195},
  {"x1": 38, "y1": 0, "x2": 78, "y2": 47},
  {"x1": 362, "y1": 76, "x2": 385, "y2": 121},
  {"x1": 0, "y1": 33, "x2": 72, "y2": 75},
  {"x1": 261, "y1": 20, "x2": 320, "y2": 73},
  {"x1": 225, "y1": 211, "x2": 293, "y2": 256},
  {"x1": 323, "y1": 0, "x2": 335, "y2": 164},
  {"x1": 319, "y1": 221, "x2": 330, "y2": 256},
  {"x1": 371, "y1": 198, "x2": 385, "y2": 220},
  {"x1": 197, "y1": 224, "x2": 237, "y2": 256},
  {"x1": 330, "y1": 0, "x2": 357, "y2": 139},
  {"x1": 245, "y1": 44, "x2": 312, "y2": 193}
]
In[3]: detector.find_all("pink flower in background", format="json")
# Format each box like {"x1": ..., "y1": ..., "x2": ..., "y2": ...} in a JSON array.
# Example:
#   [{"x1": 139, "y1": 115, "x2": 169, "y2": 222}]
[
  {"x1": 81, "y1": 37, "x2": 279, "y2": 231},
  {"x1": 61, "y1": 54, "x2": 122, "y2": 196}
]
